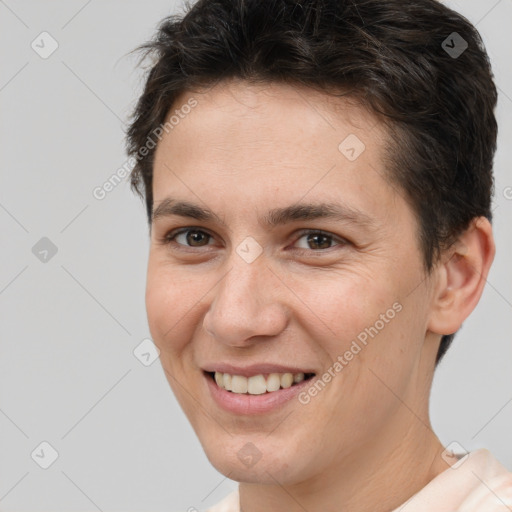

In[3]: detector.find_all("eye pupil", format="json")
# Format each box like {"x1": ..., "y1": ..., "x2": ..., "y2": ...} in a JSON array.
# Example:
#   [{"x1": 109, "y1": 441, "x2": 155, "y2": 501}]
[
  {"x1": 187, "y1": 230, "x2": 208, "y2": 246},
  {"x1": 307, "y1": 233, "x2": 331, "y2": 250}
]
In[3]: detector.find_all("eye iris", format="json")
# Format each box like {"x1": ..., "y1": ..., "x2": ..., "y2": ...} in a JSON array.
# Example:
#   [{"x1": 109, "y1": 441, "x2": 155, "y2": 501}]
[
  {"x1": 187, "y1": 230, "x2": 208, "y2": 246},
  {"x1": 307, "y1": 233, "x2": 331, "y2": 250}
]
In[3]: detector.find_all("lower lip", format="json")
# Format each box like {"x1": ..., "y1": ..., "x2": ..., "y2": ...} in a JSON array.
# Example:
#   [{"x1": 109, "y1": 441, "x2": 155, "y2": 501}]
[{"x1": 203, "y1": 372, "x2": 314, "y2": 415}]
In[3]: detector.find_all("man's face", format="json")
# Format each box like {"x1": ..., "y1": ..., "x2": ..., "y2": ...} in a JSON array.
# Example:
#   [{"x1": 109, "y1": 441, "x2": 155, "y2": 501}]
[{"x1": 147, "y1": 80, "x2": 439, "y2": 484}]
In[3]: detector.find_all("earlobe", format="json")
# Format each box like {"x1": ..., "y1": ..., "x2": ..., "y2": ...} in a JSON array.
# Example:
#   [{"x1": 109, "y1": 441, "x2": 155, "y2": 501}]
[{"x1": 427, "y1": 217, "x2": 495, "y2": 336}]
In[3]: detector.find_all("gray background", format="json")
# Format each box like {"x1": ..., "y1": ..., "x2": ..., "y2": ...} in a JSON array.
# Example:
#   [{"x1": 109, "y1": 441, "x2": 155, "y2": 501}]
[{"x1": 0, "y1": 0, "x2": 511, "y2": 511}]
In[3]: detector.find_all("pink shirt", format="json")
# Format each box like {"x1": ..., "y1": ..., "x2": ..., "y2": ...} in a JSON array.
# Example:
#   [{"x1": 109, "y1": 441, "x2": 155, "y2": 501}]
[{"x1": 206, "y1": 449, "x2": 512, "y2": 512}]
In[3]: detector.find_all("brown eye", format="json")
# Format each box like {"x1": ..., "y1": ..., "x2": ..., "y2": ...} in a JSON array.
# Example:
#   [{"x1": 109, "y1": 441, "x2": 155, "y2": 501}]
[
  {"x1": 304, "y1": 233, "x2": 332, "y2": 250},
  {"x1": 184, "y1": 230, "x2": 210, "y2": 246},
  {"x1": 164, "y1": 228, "x2": 213, "y2": 247},
  {"x1": 294, "y1": 230, "x2": 346, "y2": 251}
]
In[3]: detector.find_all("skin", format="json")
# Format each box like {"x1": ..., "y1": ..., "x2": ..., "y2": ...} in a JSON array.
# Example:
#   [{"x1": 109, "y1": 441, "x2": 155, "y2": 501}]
[{"x1": 146, "y1": 79, "x2": 495, "y2": 512}]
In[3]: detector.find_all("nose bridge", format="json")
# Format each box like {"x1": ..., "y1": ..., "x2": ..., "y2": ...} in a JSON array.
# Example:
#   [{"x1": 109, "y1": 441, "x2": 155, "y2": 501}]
[{"x1": 203, "y1": 247, "x2": 287, "y2": 345}]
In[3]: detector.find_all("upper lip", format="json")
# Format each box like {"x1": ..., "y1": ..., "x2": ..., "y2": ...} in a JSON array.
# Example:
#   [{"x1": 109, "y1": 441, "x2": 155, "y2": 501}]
[{"x1": 202, "y1": 363, "x2": 316, "y2": 377}]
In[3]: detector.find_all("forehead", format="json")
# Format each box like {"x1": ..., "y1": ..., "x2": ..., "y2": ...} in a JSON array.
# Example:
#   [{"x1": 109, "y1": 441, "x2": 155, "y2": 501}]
[
  {"x1": 167, "y1": 79, "x2": 384, "y2": 146},
  {"x1": 152, "y1": 79, "x2": 402, "y2": 223}
]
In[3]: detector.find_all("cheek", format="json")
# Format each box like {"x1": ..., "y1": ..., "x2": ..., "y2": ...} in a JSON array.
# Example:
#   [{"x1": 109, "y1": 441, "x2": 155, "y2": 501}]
[
  {"x1": 297, "y1": 268, "x2": 417, "y2": 395},
  {"x1": 145, "y1": 260, "x2": 196, "y2": 355},
  {"x1": 292, "y1": 269, "x2": 395, "y2": 349}
]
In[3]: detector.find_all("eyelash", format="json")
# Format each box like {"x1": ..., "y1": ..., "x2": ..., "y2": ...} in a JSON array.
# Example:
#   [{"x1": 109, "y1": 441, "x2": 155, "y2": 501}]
[{"x1": 159, "y1": 227, "x2": 349, "y2": 254}]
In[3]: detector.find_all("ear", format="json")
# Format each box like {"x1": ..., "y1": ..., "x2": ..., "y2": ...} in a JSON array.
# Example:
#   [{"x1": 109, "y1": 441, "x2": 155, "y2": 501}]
[{"x1": 427, "y1": 217, "x2": 495, "y2": 336}]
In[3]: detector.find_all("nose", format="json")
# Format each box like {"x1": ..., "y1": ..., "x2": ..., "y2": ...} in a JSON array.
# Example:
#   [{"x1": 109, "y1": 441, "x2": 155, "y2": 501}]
[{"x1": 202, "y1": 253, "x2": 289, "y2": 348}]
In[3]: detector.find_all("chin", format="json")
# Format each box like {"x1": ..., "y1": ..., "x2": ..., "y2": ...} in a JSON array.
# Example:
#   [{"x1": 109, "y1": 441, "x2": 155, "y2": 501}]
[{"x1": 200, "y1": 432, "x2": 312, "y2": 485}]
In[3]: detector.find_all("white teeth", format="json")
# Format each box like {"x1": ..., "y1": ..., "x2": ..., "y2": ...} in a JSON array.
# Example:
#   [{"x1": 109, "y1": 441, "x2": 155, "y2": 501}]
[
  {"x1": 247, "y1": 375, "x2": 267, "y2": 395},
  {"x1": 223, "y1": 373, "x2": 232, "y2": 391},
  {"x1": 280, "y1": 373, "x2": 294, "y2": 389},
  {"x1": 266, "y1": 373, "x2": 281, "y2": 392},
  {"x1": 294, "y1": 372, "x2": 305, "y2": 383},
  {"x1": 231, "y1": 375, "x2": 248, "y2": 393},
  {"x1": 213, "y1": 371, "x2": 310, "y2": 395}
]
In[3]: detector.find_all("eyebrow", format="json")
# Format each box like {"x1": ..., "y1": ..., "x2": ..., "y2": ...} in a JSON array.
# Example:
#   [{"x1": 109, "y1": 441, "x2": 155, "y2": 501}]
[{"x1": 151, "y1": 198, "x2": 376, "y2": 229}]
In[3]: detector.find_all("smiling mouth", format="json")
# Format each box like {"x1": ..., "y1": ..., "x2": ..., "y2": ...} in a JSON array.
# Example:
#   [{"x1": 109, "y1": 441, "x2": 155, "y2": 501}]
[{"x1": 206, "y1": 371, "x2": 316, "y2": 395}]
